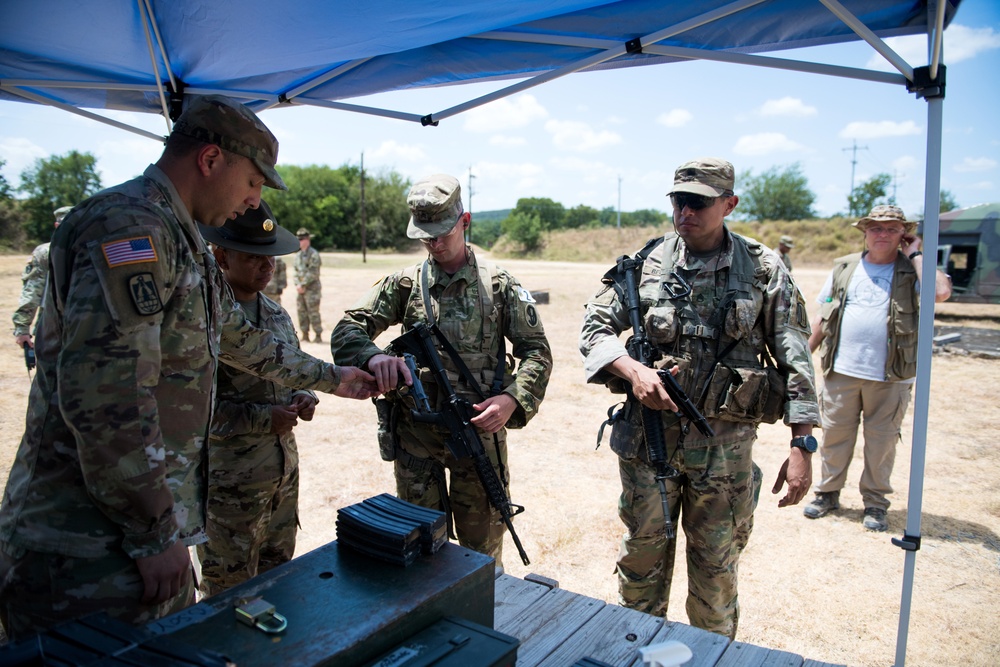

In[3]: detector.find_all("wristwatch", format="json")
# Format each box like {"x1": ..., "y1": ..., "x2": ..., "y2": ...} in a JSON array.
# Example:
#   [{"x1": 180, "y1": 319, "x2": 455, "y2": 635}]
[{"x1": 790, "y1": 435, "x2": 818, "y2": 453}]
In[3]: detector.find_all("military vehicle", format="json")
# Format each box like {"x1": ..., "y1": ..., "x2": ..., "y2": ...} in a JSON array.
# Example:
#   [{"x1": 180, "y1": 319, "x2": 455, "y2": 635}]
[{"x1": 922, "y1": 203, "x2": 1000, "y2": 303}]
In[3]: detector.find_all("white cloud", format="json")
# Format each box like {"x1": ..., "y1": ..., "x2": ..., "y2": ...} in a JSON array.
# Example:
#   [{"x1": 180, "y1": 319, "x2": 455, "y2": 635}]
[
  {"x1": 865, "y1": 24, "x2": 1000, "y2": 71},
  {"x1": 839, "y1": 120, "x2": 921, "y2": 139},
  {"x1": 489, "y1": 135, "x2": 527, "y2": 147},
  {"x1": 954, "y1": 157, "x2": 997, "y2": 173},
  {"x1": 732, "y1": 132, "x2": 805, "y2": 156},
  {"x1": 758, "y1": 97, "x2": 817, "y2": 117},
  {"x1": 0, "y1": 137, "x2": 48, "y2": 185},
  {"x1": 368, "y1": 140, "x2": 425, "y2": 161},
  {"x1": 463, "y1": 94, "x2": 548, "y2": 133},
  {"x1": 656, "y1": 109, "x2": 693, "y2": 128},
  {"x1": 969, "y1": 180, "x2": 994, "y2": 191},
  {"x1": 892, "y1": 155, "x2": 919, "y2": 173},
  {"x1": 545, "y1": 119, "x2": 621, "y2": 152}
]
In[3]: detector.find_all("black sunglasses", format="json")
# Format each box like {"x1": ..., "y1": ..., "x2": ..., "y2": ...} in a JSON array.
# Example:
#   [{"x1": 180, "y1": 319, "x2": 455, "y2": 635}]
[{"x1": 670, "y1": 192, "x2": 730, "y2": 211}]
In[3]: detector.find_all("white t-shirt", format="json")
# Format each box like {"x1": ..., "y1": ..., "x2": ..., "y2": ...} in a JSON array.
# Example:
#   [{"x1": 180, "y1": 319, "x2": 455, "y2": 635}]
[{"x1": 817, "y1": 257, "x2": 918, "y2": 382}]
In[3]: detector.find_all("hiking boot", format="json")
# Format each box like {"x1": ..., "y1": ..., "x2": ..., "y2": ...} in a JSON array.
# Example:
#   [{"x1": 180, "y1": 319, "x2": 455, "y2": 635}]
[
  {"x1": 863, "y1": 507, "x2": 888, "y2": 532},
  {"x1": 803, "y1": 491, "x2": 840, "y2": 519}
]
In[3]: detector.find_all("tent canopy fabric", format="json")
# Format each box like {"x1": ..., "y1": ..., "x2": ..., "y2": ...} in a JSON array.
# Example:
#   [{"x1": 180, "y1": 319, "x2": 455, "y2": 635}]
[{"x1": 1, "y1": 0, "x2": 961, "y2": 128}]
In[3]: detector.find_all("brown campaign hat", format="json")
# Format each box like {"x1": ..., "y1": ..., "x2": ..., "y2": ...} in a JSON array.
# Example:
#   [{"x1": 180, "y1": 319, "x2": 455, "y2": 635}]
[
  {"x1": 667, "y1": 157, "x2": 735, "y2": 197},
  {"x1": 406, "y1": 174, "x2": 465, "y2": 239},
  {"x1": 853, "y1": 204, "x2": 917, "y2": 233},
  {"x1": 172, "y1": 94, "x2": 287, "y2": 191},
  {"x1": 199, "y1": 200, "x2": 298, "y2": 256}
]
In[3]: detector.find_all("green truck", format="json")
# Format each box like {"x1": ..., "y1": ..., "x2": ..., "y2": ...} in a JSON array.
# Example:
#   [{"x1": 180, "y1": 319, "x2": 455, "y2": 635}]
[{"x1": 924, "y1": 203, "x2": 1000, "y2": 303}]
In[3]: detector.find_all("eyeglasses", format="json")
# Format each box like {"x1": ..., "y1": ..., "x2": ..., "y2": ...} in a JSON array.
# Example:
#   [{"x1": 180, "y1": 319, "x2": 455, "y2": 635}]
[
  {"x1": 670, "y1": 192, "x2": 730, "y2": 211},
  {"x1": 866, "y1": 226, "x2": 905, "y2": 236}
]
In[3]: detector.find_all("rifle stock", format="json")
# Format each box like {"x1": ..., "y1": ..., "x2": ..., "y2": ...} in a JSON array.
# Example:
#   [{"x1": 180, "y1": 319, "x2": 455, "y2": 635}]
[{"x1": 390, "y1": 323, "x2": 531, "y2": 566}]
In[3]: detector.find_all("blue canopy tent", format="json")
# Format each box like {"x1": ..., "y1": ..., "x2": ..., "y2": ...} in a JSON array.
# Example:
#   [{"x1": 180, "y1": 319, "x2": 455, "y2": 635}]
[{"x1": 0, "y1": 1, "x2": 964, "y2": 664}]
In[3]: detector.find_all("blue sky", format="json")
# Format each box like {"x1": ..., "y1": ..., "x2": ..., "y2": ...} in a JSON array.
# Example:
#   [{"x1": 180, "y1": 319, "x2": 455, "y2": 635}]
[{"x1": 1, "y1": 1, "x2": 998, "y2": 221}]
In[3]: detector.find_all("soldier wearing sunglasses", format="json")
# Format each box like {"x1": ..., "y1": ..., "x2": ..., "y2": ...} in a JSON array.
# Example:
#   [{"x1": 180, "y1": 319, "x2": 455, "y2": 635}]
[{"x1": 580, "y1": 157, "x2": 820, "y2": 639}]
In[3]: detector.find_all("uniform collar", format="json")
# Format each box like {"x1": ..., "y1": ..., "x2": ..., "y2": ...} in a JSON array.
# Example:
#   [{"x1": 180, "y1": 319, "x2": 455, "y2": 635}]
[{"x1": 143, "y1": 163, "x2": 208, "y2": 256}]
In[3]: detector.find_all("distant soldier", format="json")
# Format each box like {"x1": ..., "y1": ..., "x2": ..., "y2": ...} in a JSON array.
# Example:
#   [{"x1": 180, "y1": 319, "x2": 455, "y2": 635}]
[
  {"x1": 198, "y1": 201, "x2": 314, "y2": 596},
  {"x1": 295, "y1": 228, "x2": 322, "y2": 342},
  {"x1": 778, "y1": 235, "x2": 794, "y2": 272},
  {"x1": 263, "y1": 257, "x2": 288, "y2": 304},
  {"x1": 12, "y1": 205, "x2": 72, "y2": 349}
]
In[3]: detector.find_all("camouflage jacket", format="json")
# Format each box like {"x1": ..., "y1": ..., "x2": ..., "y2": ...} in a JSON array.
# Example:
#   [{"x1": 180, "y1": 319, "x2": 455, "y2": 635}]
[
  {"x1": 263, "y1": 257, "x2": 287, "y2": 296},
  {"x1": 0, "y1": 165, "x2": 344, "y2": 561},
  {"x1": 11, "y1": 242, "x2": 50, "y2": 336},
  {"x1": 580, "y1": 229, "x2": 819, "y2": 449},
  {"x1": 331, "y1": 249, "x2": 552, "y2": 427},
  {"x1": 294, "y1": 247, "x2": 321, "y2": 288},
  {"x1": 210, "y1": 293, "x2": 315, "y2": 479}
]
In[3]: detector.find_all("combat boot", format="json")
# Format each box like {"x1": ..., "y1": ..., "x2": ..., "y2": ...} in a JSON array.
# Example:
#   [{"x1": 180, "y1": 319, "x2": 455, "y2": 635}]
[
  {"x1": 301, "y1": 331, "x2": 310, "y2": 342},
  {"x1": 803, "y1": 491, "x2": 840, "y2": 519}
]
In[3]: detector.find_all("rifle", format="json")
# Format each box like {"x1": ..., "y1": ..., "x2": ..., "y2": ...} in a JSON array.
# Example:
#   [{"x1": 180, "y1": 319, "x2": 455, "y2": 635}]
[
  {"x1": 616, "y1": 254, "x2": 714, "y2": 539},
  {"x1": 389, "y1": 322, "x2": 531, "y2": 566},
  {"x1": 22, "y1": 342, "x2": 35, "y2": 376}
]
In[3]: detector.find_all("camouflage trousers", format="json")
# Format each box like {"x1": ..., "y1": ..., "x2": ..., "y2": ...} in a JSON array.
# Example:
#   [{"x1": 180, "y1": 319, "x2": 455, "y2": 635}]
[
  {"x1": 616, "y1": 437, "x2": 761, "y2": 640},
  {"x1": 393, "y1": 423, "x2": 510, "y2": 569},
  {"x1": 196, "y1": 446, "x2": 298, "y2": 597},
  {"x1": 0, "y1": 541, "x2": 195, "y2": 641},
  {"x1": 296, "y1": 287, "x2": 322, "y2": 337}
]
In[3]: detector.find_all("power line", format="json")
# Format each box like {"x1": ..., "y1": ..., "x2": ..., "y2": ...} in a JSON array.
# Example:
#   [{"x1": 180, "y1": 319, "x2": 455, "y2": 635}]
[{"x1": 843, "y1": 139, "x2": 869, "y2": 216}]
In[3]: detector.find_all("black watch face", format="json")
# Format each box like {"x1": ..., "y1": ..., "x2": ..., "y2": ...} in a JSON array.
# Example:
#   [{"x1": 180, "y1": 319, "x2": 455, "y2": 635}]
[{"x1": 794, "y1": 436, "x2": 818, "y2": 452}]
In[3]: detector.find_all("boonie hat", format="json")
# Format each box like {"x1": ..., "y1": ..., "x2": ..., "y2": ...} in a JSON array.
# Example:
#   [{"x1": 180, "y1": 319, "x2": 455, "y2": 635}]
[
  {"x1": 199, "y1": 200, "x2": 298, "y2": 256},
  {"x1": 296, "y1": 228, "x2": 311, "y2": 238},
  {"x1": 667, "y1": 157, "x2": 735, "y2": 197},
  {"x1": 172, "y1": 95, "x2": 287, "y2": 191},
  {"x1": 853, "y1": 204, "x2": 917, "y2": 233},
  {"x1": 406, "y1": 174, "x2": 465, "y2": 239},
  {"x1": 779, "y1": 235, "x2": 795, "y2": 248},
  {"x1": 54, "y1": 205, "x2": 73, "y2": 222}
]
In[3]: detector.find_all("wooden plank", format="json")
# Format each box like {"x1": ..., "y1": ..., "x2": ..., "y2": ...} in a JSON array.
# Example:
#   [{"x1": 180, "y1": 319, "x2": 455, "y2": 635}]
[
  {"x1": 640, "y1": 621, "x2": 729, "y2": 667},
  {"x1": 534, "y1": 603, "x2": 665, "y2": 667},
  {"x1": 496, "y1": 587, "x2": 605, "y2": 667},
  {"x1": 716, "y1": 641, "x2": 804, "y2": 667},
  {"x1": 494, "y1": 574, "x2": 551, "y2": 630},
  {"x1": 803, "y1": 660, "x2": 848, "y2": 667}
]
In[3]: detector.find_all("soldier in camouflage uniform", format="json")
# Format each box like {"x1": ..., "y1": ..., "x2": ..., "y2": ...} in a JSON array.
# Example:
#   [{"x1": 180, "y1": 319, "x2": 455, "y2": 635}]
[
  {"x1": 0, "y1": 95, "x2": 377, "y2": 640},
  {"x1": 294, "y1": 228, "x2": 322, "y2": 342},
  {"x1": 778, "y1": 235, "x2": 794, "y2": 272},
  {"x1": 197, "y1": 201, "x2": 314, "y2": 596},
  {"x1": 579, "y1": 158, "x2": 820, "y2": 639},
  {"x1": 11, "y1": 205, "x2": 72, "y2": 349},
  {"x1": 330, "y1": 174, "x2": 552, "y2": 567},
  {"x1": 262, "y1": 256, "x2": 288, "y2": 304}
]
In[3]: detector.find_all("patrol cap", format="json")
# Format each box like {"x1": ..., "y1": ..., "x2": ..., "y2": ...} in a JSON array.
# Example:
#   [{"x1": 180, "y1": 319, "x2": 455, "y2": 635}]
[
  {"x1": 406, "y1": 174, "x2": 465, "y2": 239},
  {"x1": 199, "y1": 200, "x2": 298, "y2": 256},
  {"x1": 171, "y1": 94, "x2": 287, "y2": 191},
  {"x1": 853, "y1": 204, "x2": 917, "y2": 233},
  {"x1": 54, "y1": 205, "x2": 73, "y2": 222},
  {"x1": 667, "y1": 157, "x2": 735, "y2": 197},
  {"x1": 296, "y1": 227, "x2": 311, "y2": 238},
  {"x1": 779, "y1": 235, "x2": 795, "y2": 247}
]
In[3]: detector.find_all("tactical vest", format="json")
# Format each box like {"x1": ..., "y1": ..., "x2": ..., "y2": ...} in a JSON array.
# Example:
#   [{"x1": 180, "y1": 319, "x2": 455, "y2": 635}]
[{"x1": 817, "y1": 251, "x2": 919, "y2": 382}]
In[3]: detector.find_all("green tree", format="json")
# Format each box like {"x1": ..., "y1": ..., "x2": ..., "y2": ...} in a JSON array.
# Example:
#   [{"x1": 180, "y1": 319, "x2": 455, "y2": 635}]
[
  {"x1": 737, "y1": 163, "x2": 815, "y2": 222},
  {"x1": 0, "y1": 159, "x2": 12, "y2": 200},
  {"x1": 501, "y1": 210, "x2": 543, "y2": 251},
  {"x1": 18, "y1": 151, "x2": 102, "y2": 241},
  {"x1": 512, "y1": 197, "x2": 564, "y2": 231},
  {"x1": 0, "y1": 160, "x2": 27, "y2": 249},
  {"x1": 847, "y1": 173, "x2": 891, "y2": 217},
  {"x1": 622, "y1": 208, "x2": 666, "y2": 227},
  {"x1": 939, "y1": 189, "x2": 959, "y2": 213},
  {"x1": 563, "y1": 204, "x2": 600, "y2": 229}
]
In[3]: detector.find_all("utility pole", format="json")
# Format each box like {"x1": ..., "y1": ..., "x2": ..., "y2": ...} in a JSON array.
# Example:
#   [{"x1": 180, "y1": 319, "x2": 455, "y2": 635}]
[
  {"x1": 891, "y1": 170, "x2": 899, "y2": 205},
  {"x1": 843, "y1": 139, "x2": 869, "y2": 216},
  {"x1": 617, "y1": 175, "x2": 622, "y2": 229},
  {"x1": 360, "y1": 152, "x2": 367, "y2": 263},
  {"x1": 467, "y1": 165, "x2": 475, "y2": 244}
]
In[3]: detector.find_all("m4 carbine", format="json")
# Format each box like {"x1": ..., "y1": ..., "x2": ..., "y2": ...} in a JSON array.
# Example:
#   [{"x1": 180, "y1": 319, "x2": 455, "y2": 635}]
[{"x1": 389, "y1": 322, "x2": 531, "y2": 566}]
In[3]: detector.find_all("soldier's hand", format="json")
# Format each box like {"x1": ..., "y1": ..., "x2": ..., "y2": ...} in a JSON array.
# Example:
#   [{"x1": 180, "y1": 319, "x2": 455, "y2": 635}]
[
  {"x1": 135, "y1": 540, "x2": 192, "y2": 605},
  {"x1": 290, "y1": 394, "x2": 318, "y2": 421},
  {"x1": 270, "y1": 405, "x2": 299, "y2": 434},
  {"x1": 772, "y1": 448, "x2": 813, "y2": 507},
  {"x1": 367, "y1": 354, "x2": 412, "y2": 394},
  {"x1": 610, "y1": 356, "x2": 678, "y2": 412},
  {"x1": 297, "y1": 286, "x2": 306, "y2": 295},
  {"x1": 471, "y1": 394, "x2": 518, "y2": 433},
  {"x1": 15, "y1": 334, "x2": 32, "y2": 348},
  {"x1": 334, "y1": 365, "x2": 380, "y2": 400}
]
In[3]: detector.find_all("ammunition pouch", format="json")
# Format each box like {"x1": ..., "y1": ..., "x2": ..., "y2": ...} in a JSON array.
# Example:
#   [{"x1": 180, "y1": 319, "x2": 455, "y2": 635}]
[
  {"x1": 702, "y1": 365, "x2": 771, "y2": 424},
  {"x1": 760, "y1": 365, "x2": 787, "y2": 424},
  {"x1": 373, "y1": 397, "x2": 398, "y2": 462}
]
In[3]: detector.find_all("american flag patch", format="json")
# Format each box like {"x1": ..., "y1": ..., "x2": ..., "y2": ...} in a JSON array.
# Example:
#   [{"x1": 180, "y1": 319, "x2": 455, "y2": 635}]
[{"x1": 102, "y1": 237, "x2": 158, "y2": 267}]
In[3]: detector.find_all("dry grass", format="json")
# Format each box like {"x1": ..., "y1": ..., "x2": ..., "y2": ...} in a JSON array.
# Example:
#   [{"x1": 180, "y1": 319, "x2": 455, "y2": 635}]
[{"x1": 0, "y1": 250, "x2": 997, "y2": 666}]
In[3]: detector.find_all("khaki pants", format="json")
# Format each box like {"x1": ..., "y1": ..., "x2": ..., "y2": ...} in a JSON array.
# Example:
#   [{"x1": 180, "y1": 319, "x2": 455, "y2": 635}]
[{"x1": 816, "y1": 370, "x2": 912, "y2": 510}]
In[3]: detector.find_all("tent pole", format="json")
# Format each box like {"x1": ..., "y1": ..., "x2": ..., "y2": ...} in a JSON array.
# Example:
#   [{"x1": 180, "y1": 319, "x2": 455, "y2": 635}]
[
  {"x1": 1, "y1": 87, "x2": 165, "y2": 142},
  {"x1": 893, "y1": 73, "x2": 945, "y2": 667}
]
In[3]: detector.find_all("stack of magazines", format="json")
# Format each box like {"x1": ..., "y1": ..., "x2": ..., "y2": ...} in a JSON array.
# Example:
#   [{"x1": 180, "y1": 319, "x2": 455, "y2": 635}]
[{"x1": 336, "y1": 493, "x2": 447, "y2": 566}]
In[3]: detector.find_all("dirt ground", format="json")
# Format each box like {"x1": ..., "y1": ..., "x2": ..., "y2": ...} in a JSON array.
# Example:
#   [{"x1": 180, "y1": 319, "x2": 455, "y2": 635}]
[{"x1": 0, "y1": 249, "x2": 997, "y2": 666}]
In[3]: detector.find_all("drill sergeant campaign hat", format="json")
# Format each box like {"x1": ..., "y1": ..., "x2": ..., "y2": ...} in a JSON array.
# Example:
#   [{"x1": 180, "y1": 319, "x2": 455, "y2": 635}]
[
  {"x1": 199, "y1": 200, "x2": 299, "y2": 256},
  {"x1": 296, "y1": 228, "x2": 311, "y2": 238},
  {"x1": 171, "y1": 94, "x2": 287, "y2": 191},
  {"x1": 406, "y1": 174, "x2": 465, "y2": 239},
  {"x1": 667, "y1": 157, "x2": 735, "y2": 197},
  {"x1": 853, "y1": 204, "x2": 918, "y2": 233}
]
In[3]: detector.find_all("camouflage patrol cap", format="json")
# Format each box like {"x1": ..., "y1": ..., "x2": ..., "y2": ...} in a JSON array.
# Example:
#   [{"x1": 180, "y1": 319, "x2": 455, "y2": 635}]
[
  {"x1": 199, "y1": 200, "x2": 298, "y2": 256},
  {"x1": 667, "y1": 157, "x2": 735, "y2": 197},
  {"x1": 53, "y1": 205, "x2": 73, "y2": 223},
  {"x1": 853, "y1": 204, "x2": 917, "y2": 233},
  {"x1": 406, "y1": 174, "x2": 465, "y2": 239},
  {"x1": 779, "y1": 235, "x2": 795, "y2": 248},
  {"x1": 172, "y1": 94, "x2": 287, "y2": 191},
  {"x1": 296, "y1": 227, "x2": 310, "y2": 238}
]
